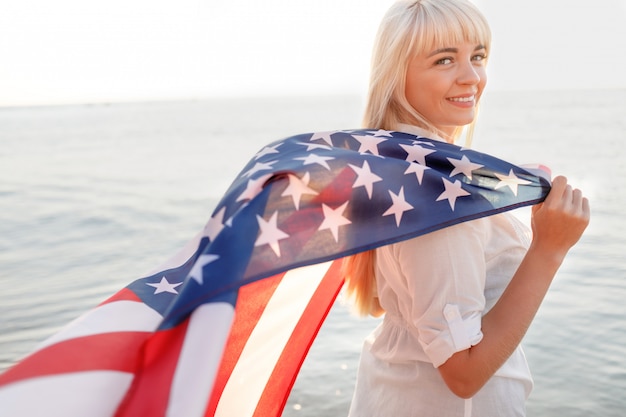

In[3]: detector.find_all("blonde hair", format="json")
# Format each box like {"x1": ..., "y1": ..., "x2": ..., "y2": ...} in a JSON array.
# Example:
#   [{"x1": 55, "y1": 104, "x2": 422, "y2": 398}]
[{"x1": 343, "y1": 0, "x2": 491, "y2": 317}]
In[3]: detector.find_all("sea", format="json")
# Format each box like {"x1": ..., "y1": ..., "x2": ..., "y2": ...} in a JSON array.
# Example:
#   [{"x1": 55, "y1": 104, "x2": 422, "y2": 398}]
[{"x1": 1, "y1": 89, "x2": 624, "y2": 416}]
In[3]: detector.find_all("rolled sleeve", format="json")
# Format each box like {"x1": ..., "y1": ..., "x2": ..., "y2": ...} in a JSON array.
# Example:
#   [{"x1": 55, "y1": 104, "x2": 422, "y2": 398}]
[{"x1": 419, "y1": 304, "x2": 484, "y2": 367}]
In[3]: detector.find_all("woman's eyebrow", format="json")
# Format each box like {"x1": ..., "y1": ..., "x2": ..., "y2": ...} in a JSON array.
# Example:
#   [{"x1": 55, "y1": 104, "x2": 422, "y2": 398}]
[
  {"x1": 427, "y1": 44, "x2": 486, "y2": 57},
  {"x1": 428, "y1": 47, "x2": 457, "y2": 57}
]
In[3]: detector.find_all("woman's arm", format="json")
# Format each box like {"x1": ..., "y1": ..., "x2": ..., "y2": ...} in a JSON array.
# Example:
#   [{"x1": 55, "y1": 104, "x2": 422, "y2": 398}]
[{"x1": 438, "y1": 176, "x2": 590, "y2": 398}]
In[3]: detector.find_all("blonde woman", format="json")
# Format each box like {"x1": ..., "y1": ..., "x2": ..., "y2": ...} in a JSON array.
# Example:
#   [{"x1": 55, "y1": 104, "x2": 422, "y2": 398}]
[{"x1": 345, "y1": 1, "x2": 590, "y2": 416}]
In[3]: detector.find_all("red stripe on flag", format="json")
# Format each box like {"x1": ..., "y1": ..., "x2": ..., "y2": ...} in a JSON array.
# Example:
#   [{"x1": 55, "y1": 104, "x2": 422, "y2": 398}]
[
  {"x1": 313, "y1": 165, "x2": 357, "y2": 206},
  {"x1": 253, "y1": 259, "x2": 345, "y2": 417},
  {"x1": 114, "y1": 320, "x2": 190, "y2": 417},
  {"x1": 204, "y1": 273, "x2": 285, "y2": 416},
  {"x1": 0, "y1": 331, "x2": 150, "y2": 386},
  {"x1": 100, "y1": 287, "x2": 143, "y2": 305}
]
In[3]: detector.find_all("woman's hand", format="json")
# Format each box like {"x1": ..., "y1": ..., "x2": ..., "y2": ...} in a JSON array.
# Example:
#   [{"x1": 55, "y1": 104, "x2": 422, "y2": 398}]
[{"x1": 530, "y1": 175, "x2": 590, "y2": 262}]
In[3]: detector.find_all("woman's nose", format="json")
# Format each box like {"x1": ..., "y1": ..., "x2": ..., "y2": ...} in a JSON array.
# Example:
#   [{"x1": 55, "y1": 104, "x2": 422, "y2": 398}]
[{"x1": 457, "y1": 61, "x2": 482, "y2": 85}]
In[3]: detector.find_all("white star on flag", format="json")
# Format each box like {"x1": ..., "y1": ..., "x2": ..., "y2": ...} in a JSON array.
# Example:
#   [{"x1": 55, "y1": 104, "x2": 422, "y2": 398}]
[
  {"x1": 254, "y1": 143, "x2": 282, "y2": 160},
  {"x1": 414, "y1": 139, "x2": 436, "y2": 147},
  {"x1": 383, "y1": 186, "x2": 414, "y2": 227},
  {"x1": 281, "y1": 172, "x2": 319, "y2": 209},
  {"x1": 318, "y1": 202, "x2": 352, "y2": 242},
  {"x1": 146, "y1": 277, "x2": 183, "y2": 294},
  {"x1": 255, "y1": 211, "x2": 290, "y2": 257},
  {"x1": 349, "y1": 160, "x2": 383, "y2": 199},
  {"x1": 400, "y1": 143, "x2": 437, "y2": 165},
  {"x1": 310, "y1": 131, "x2": 335, "y2": 146},
  {"x1": 298, "y1": 142, "x2": 332, "y2": 152},
  {"x1": 352, "y1": 134, "x2": 387, "y2": 156},
  {"x1": 188, "y1": 254, "x2": 220, "y2": 284},
  {"x1": 447, "y1": 155, "x2": 484, "y2": 180},
  {"x1": 294, "y1": 153, "x2": 334, "y2": 170},
  {"x1": 236, "y1": 174, "x2": 273, "y2": 202},
  {"x1": 225, "y1": 208, "x2": 240, "y2": 227},
  {"x1": 371, "y1": 129, "x2": 394, "y2": 137},
  {"x1": 495, "y1": 169, "x2": 532, "y2": 196},
  {"x1": 436, "y1": 178, "x2": 471, "y2": 210},
  {"x1": 242, "y1": 160, "x2": 277, "y2": 178},
  {"x1": 404, "y1": 162, "x2": 430, "y2": 185},
  {"x1": 205, "y1": 206, "x2": 226, "y2": 241}
]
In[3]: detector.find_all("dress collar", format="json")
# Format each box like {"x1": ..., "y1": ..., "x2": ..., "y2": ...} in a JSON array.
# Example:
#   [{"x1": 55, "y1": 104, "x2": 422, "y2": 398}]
[{"x1": 394, "y1": 123, "x2": 447, "y2": 143}]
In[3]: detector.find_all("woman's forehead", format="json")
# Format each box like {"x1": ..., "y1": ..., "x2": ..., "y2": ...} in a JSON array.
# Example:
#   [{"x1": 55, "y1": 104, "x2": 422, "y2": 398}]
[
  {"x1": 410, "y1": 16, "x2": 490, "y2": 54},
  {"x1": 416, "y1": 38, "x2": 488, "y2": 56}
]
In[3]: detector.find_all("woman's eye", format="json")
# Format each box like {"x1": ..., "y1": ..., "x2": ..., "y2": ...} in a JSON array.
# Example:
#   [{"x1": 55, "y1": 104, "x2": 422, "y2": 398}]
[
  {"x1": 472, "y1": 54, "x2": 487, "y2": 63},
  {"x1": 436, "y1": 57, "x2": 453, "y2": 65}
]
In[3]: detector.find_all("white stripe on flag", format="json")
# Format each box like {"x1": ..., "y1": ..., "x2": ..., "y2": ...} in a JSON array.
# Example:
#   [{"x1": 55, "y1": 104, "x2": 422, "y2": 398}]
[
  {"x1": 145, "y1": 231, "x2": 203, "y2": 275},
  {"x1": 37, "y1": 300, "x2": 163, "y2": 350},
  {"x1": 167, "y1": 302, "x2": 235, "y2": 417},
  {"x1": 214, "y1": 261, "x2": 332, "y2": 417},
  {"x1": 0, "y1": 371, "x2": 133, "y2": 417}
]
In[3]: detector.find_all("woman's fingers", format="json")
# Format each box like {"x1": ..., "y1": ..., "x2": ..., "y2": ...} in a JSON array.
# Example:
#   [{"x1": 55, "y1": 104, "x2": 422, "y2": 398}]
[{"x1": 531, "y1": 175, "x2": 590, "y2": 253}]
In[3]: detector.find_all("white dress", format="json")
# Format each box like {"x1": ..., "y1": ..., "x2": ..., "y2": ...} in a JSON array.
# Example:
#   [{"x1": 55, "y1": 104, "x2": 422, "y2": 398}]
[{"x1": 348, "y1": 126, "x2": 534, "y2": 417}]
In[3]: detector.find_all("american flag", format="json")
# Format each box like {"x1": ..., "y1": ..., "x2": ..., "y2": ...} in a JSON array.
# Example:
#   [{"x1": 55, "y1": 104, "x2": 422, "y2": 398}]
[{"x1": 0, "y1": 129, "x2": 550, "y2": 416}]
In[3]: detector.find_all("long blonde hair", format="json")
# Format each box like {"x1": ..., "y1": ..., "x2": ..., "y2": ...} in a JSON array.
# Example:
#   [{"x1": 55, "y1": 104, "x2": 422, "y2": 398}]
[{"x1": 343, "y1": 0, "x2": 491, "y2": 317}]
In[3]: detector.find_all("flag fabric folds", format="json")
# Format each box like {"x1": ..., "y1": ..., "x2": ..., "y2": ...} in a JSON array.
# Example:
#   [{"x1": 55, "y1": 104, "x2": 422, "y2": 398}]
[{"x1": 0, "y1": 129, "x2": 551, "y2": 417}]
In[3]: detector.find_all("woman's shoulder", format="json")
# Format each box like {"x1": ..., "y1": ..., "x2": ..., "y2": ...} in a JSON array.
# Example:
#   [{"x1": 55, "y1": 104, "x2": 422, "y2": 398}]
[
  {"x1": 491, "y1": 211, "x2": 532, "y2": 246},
  {"x1": 381, "y1": 211, "x2": 529, "y2": 253},
  {"x1": 380, "y1": 216, "x2": 491, "y2": 257}
]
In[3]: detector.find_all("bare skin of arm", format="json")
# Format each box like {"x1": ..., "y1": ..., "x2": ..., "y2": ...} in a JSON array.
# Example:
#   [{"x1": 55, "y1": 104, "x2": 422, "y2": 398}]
[{"x1": 437, "y1": 175, "x2": 591, "y2": 398}]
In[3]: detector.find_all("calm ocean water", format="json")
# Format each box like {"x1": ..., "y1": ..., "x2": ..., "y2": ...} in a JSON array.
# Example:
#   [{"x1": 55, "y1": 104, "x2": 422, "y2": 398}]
[{"x1": 1, "y1": 90, "x2": 624, "y2": 416}]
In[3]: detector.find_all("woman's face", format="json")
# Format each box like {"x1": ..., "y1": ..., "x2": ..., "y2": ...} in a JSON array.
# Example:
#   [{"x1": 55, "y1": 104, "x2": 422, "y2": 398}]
[{"x1": 405, "y1": 41, "x2": 487, "y2": 139}]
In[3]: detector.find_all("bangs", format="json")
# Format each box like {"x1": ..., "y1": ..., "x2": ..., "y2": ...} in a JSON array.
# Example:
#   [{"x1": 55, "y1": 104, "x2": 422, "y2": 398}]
[{"x1": 408, "y1": 0, "x2": 491, "y2": 56}]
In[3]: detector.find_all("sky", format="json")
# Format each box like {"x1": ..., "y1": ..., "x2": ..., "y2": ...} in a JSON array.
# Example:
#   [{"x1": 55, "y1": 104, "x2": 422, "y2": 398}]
[{"x1": 1, "y1": 0, "x2": 625, "y2": 106}]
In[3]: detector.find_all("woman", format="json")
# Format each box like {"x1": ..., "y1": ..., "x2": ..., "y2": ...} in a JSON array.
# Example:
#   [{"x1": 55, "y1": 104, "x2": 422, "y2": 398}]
[{"x1": 344, "y1": 1, "x2": 590, "y2": 416}]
